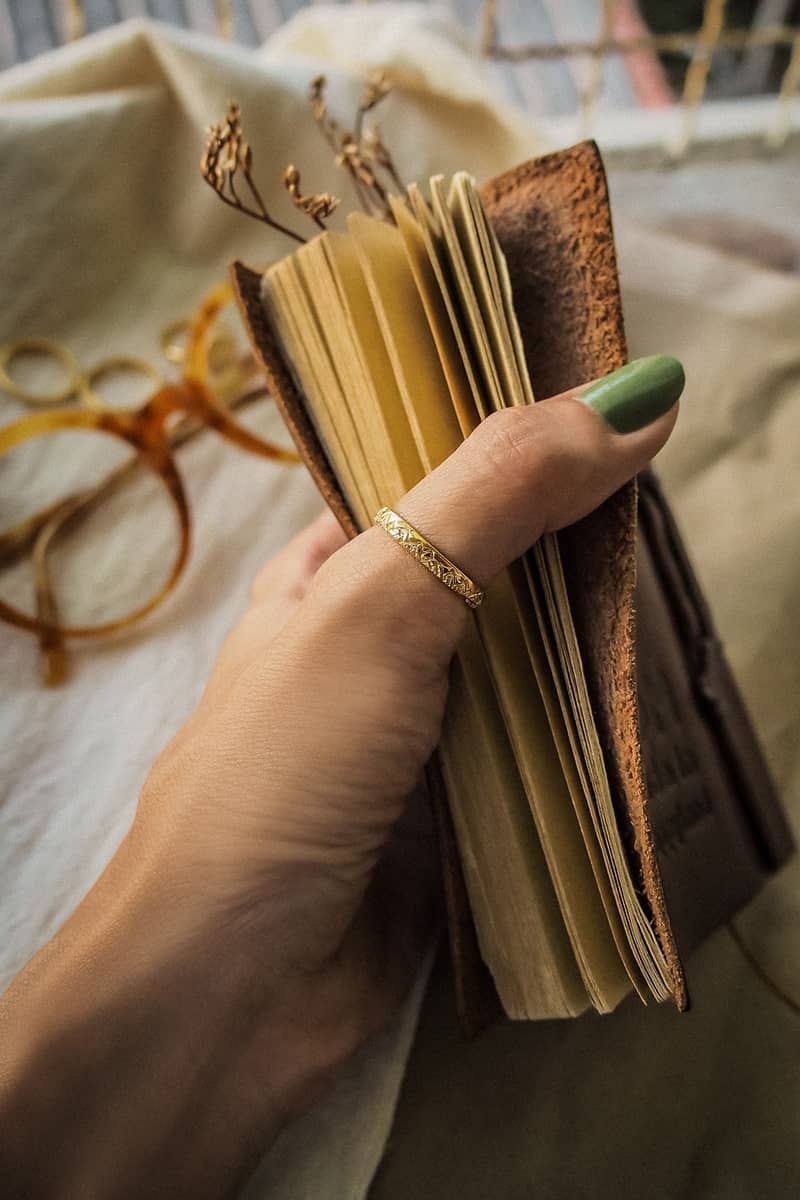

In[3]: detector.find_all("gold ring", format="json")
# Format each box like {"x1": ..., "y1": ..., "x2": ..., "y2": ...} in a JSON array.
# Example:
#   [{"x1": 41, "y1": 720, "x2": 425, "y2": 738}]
[{"x1": 374, "y1": 507, "x2": 484, "y2": 609}]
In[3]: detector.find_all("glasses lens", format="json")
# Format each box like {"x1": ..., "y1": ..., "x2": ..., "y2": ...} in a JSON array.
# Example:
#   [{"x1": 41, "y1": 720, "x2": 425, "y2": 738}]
[
  {"x1": 0, "y1": 427, "x2": 182, "y2": 631},
  {"x1": 0, "y1": 338, "x2": 84, "y2": 408},
  {"x1": 84, "y1": 357, "x2": 164, "y2": 411}
]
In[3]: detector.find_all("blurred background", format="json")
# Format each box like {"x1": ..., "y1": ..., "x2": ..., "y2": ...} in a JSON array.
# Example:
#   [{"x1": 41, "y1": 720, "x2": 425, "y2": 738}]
[{"x1": 2, "y1": 0, "x2": 798, "y2": 264}]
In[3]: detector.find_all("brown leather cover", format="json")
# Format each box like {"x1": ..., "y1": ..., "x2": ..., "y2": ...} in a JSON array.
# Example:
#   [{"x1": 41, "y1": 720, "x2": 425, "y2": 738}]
[
  {"x1": 635, "y1": 470, "x2": 793, "y2": 953},
  {"x1": 231, "y1": 140, "x2": 793, "y2": 1030}
]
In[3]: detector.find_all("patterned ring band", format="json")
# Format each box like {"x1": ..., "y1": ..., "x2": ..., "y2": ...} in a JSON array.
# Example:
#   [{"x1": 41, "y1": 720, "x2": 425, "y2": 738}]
[{"x1": 373, "y1": 507, "x2": 485, "y2": 609}]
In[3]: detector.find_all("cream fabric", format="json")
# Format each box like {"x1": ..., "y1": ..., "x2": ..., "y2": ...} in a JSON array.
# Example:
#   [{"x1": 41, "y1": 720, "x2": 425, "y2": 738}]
[{"x1": 0, "y1": 7, "x2": 797, "y2": 1200}]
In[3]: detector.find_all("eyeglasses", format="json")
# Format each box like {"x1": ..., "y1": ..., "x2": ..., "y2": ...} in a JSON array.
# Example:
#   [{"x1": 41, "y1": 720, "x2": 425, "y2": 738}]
[{"x1": 0, "y1": 281, "x2": 299, "y2": 684}]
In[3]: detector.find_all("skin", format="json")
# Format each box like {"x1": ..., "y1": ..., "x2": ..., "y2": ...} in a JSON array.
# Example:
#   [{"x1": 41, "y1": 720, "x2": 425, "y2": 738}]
[{"x1": 0, "y1": 384, "x2": 678, "y2": 1199}]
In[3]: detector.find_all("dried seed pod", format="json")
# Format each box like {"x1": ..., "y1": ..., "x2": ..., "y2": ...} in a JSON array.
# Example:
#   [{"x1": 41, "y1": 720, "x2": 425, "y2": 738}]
[{"x1": 282, "y1": 165, "x2": 339, "y2": 229}]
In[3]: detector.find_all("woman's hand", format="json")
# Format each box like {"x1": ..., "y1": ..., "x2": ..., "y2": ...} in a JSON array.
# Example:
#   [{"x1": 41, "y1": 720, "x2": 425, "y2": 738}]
[{"x1": 0, "y1": 358, "x2": 682, "y2": 1199}]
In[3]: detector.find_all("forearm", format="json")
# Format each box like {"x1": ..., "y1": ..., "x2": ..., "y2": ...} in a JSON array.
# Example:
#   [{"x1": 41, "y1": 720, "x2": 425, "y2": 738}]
[{"x1": 0, "y1": 833, "x2": 291, "y2": 1200}]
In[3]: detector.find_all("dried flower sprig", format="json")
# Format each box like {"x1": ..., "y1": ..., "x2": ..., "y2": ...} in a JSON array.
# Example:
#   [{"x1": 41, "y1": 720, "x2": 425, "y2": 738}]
[
  {"x1": 338, "y1": 132, "x2": 390, "y2": 215},
  {"x1": 307, "y1": 73, "x2": 405, "y2": 220},
  {"x1": 282, "y1": 165, "x2": 340, "y2": 230},
  {"x1": 308, "y1": 74, "x2": 376, "y2": 214},
  {"x1": 353, "y1": 71, "x2": 407, "y2": 201},
  {"x1": 361, "y1": 125, "x2": 406, "y2": 197},
  {"x1": 201, "y1": 102, "x2": 307, "y2": 244},
  {"x1": 354, "y1": 70, "x2": 392, "y2": 139},
  {"x1": 201, "y1": 75, "x2": 406, "y2": 246}
]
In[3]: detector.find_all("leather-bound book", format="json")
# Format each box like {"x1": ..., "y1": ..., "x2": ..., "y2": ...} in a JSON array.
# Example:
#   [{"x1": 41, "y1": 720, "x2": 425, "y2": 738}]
[{"x1": 231, "y1": 141, "x2": 793, "y2": 1032}]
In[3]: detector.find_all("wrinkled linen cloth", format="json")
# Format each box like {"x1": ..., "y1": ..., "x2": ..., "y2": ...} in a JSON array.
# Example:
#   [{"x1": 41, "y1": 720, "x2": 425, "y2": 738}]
[{"x1": 0, "y1": 7, "x2": 798, "y2": 1199}]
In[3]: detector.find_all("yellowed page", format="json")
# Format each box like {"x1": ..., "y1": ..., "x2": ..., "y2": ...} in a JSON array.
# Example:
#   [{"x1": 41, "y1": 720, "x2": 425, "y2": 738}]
[
  {"x1": 406, "y1": 183, "x2": 485, "y2": 419},
  {"x1": 530, "y1": 539, "x2": 671, "y2": 1000},
  {"x1": 390, "y1": 195, "x2": 477, "y2": 438},
  {"x1": 346, "y1": 211, "x2": 463, "y2": 473},
  {"x1": 290, "y1": 243, "x2": 387, "y2": 518},
  {"x1": 266, "y1": 214, "x2": 591, "y2": 1016},
  {"x1": 262, "y1": 265, "x2": 371, "y2": 528},
  {"x1": 440, "y1": 628, "x2": 589, "y2": 1019},
  {"x1": 449, "y1": 174, "x2": 524, "y2": 408},
  {"x1": 429, "y1": 175, "x2": 501, "y2": 419},
  {"x1": 298, "y1": 242, "x2": 393, "y2": 505},
  {"x1": 473, "y1": 185, "x2": 536, "y2": 407},
  {"x1": 476, "y1": 573, "x2": 632, "y2": 1011},
  {"x1": 509, "y1": 559, "x2": 649, "y2": 1003},
  {"x1": 321, "y1": 231, "x2": 425, "y2": 497}
]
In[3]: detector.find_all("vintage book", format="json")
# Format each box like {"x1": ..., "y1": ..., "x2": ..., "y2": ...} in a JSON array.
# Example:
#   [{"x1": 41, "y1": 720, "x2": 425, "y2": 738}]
[{"x1": 232, "y1": 141, "x2": 793, "y2": 1029}]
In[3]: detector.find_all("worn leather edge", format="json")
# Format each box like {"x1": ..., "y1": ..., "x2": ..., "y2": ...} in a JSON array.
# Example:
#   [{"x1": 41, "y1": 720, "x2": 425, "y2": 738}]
[
  {"x1": 481, "y1": 141, "x2": 687, "y2": 1010},
  {"x1": 231, "y1": 261, "x2": 358, "y2": 539}
]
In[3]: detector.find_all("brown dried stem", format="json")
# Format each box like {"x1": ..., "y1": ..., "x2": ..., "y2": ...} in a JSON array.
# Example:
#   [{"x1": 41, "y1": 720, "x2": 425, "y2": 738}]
[
  {"x1": 201, "y1": 103, "x2": 307, "y2": 244},
  {"x1": 361, "y1": 125, "x2": 406, "y2": 196},
  {"x1": 201, "y1": 78, "x2": 407, "y2": 239},
  {"x1": 308, "y1": 74, "x2": 403, "y2": 219},
  {"x1": 354, "y1": 71, "x2": 391, "y2": 140}
]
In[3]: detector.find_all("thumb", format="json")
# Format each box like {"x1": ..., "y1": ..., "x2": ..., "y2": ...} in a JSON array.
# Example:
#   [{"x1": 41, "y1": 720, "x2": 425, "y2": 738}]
[{"x1": 324, "y1": 355, "x2": 683, "y2": 630}]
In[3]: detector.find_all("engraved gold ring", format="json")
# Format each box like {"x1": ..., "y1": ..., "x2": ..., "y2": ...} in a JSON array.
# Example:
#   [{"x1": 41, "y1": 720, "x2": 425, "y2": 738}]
[{"x1": 373, "y1": 506, "x2": 484, "y2": 609}]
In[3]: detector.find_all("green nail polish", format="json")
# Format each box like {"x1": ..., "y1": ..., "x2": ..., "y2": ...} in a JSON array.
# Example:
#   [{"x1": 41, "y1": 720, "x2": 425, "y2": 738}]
[{"x1": 580, "y1": 355, "x2": 685, "y2": 434}]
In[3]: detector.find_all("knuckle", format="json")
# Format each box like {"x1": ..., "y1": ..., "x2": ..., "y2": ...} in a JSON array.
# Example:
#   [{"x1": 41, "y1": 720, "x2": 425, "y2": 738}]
[
  {"x1": 469, "y1": 404, "x2": 576, "y2": 498},
  {"x1": 471, "y1": 406, "x2": 549, "y2": 479}
]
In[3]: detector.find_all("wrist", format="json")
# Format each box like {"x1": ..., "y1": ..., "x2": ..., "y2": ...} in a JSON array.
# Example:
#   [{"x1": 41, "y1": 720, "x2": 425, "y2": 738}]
[{"x1": 0, "y1": 832, "x2": 319, "y2": 1198}]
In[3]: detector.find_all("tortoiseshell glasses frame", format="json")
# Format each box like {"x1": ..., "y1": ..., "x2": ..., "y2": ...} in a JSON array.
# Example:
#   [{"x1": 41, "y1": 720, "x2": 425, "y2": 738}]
[{"x1": 0, "y1": 281, "x2": 299, "y2": 683}]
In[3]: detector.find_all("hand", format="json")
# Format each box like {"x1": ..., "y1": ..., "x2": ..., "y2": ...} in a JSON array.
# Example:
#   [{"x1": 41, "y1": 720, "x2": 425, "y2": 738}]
[{"x1": 0, "y1": 358, "x2": 682, "y2": 1199}]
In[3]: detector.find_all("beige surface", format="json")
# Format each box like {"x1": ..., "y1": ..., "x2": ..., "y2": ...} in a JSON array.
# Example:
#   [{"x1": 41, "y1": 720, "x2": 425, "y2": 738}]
[{"x1": 0, "y1": 7, "x2": 797, "y2": 1199}]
